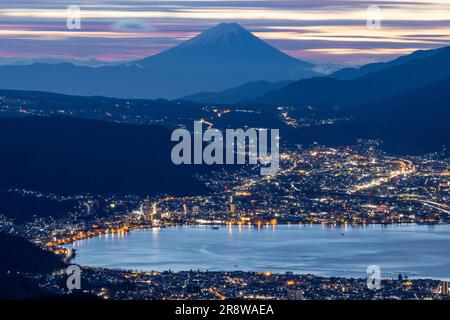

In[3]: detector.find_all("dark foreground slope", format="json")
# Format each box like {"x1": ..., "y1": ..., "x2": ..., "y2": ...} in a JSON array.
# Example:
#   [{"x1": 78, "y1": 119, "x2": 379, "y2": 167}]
[
  {"x1": 0, "y1": 232, "x2": 100, "y2": 299},
  {"x1": 0, "y1": 232, "x2": 65, "y2": 299},
  {"x1": 0, "y1": 116, "x2": 207, "y2": 196},
  {"x1": 0, "y1": 232, "x2": 65, "y2": 273}
]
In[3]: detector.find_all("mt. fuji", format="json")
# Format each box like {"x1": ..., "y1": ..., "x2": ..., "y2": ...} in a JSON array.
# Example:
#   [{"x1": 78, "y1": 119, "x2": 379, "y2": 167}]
[{"x1": 136, "y1": 23, "x2": 316, "y2": 82}]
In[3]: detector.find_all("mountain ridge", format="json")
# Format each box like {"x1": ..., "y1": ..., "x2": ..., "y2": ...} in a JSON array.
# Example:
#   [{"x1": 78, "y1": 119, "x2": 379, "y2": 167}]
[
  {"x1": 331, "y1": 46, "x2": 447, "y2": 80},
  {"x1": 256, "y1": 45, "x2": 450, "y2": 107}
]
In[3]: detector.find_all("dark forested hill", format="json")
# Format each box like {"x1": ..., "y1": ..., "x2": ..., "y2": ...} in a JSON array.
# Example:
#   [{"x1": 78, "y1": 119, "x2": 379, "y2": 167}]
[
  {"x1": 257, "y1": 46, "x2": 450, "y2": 107},
  {"x1": 0, "y1": 191, "x2": 78, "y2": 221},
  {"x1": 283, "y1": 77, "x2": 450, "y2": 155},
  {"x1": 0, "y1": 116, "x2": 208, "y2": 197},
  {"x1": 0, "y1": 232, "x2": 65, "y2": 273},
  {"x1": 0, "y1": 232, "x2": 73, "y2": 299}
]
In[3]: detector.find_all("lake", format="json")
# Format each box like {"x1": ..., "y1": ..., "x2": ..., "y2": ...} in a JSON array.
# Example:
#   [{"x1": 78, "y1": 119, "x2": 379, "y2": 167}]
[{"x1": 68, "y1": 224, "x2": 450, "y2": 279}]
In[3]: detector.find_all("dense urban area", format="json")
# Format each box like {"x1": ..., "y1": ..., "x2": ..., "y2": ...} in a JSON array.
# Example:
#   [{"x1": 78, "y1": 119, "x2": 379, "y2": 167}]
[{"x1": 1, "y1": 142, "x2": 449, "y2": 300}]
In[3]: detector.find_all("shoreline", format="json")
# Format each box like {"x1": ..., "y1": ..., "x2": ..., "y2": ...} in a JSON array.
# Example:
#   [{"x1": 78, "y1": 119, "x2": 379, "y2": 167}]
[
  {"x1": 75, "y1": 265, "x2": 450, "y2": 283},
  {"x1": 64, "y1": 223, "x2": 450, "y2": 282},
  {"x1": 50, "y1": 220, "x2": 450, "y2": 248}
]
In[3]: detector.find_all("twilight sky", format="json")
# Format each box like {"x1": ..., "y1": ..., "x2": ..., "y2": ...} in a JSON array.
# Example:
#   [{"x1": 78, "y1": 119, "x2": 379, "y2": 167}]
[{"x1": 1, "y1": 0, "x2": 449, "y2": 66}]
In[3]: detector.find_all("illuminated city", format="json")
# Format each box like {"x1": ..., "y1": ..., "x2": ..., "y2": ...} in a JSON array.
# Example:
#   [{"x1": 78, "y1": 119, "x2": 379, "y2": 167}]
[{"x1": 0, "y1": 0, "x2": 449, "y2": 308}]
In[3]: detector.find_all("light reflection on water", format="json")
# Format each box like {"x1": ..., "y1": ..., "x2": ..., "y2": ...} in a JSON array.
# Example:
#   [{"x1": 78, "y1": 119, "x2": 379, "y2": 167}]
[{"x1": 68, "y1": 224, "x2": 450, "y2": 280}]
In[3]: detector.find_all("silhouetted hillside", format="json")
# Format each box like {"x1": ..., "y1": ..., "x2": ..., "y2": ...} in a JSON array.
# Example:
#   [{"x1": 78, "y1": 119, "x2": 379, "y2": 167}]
[
  {"x1": 0, "y1": 191, "x2": 78, "y2": 221},
  {"x1": 0, "y1": 273, "x2": 52, "y2": 299},
  {"x1": 0, "y1": 233, "x2": 95, "y2": 299},
  {"x1": 0, "y1": 88, "x2": 204, "y2": 122},
  {"x1": 182, "y1": 80, "x2": 292, "y2": 105},
  {"x1": 331, "y1": 46, "x2": 447, "y2": 80},
  {"x1": 0, "y1": 116, "x2": 208, "y2": 196},
  {"x1": 0, "y1": 232, "x2": 65, "y2": 273},
  {"x1": 355, "y1": 76, "x2": 450, "y2": 154},
  {"x1": 258, "y1": 46, "x2": 450, "y2": 107},
  {"x1": 286, "y1": 77, "x2": 450, "y2": 155}
]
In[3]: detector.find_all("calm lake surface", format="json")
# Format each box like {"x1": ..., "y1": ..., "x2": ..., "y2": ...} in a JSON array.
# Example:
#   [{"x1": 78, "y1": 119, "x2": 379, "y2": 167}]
[{"x1": 68, "y1": 224, "x2": 450, "y2": 279}]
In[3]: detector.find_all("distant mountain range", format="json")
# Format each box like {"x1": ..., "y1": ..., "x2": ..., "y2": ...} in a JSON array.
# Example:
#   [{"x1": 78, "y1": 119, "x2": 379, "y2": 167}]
[
  {"x1": 0, "y1": 23, "x2": 318, "y2": 99},
  {"x1": 331, "y1": 46, "x2": 448, "y2": 80},
  {"x1": 182, "y1": 45, "x2": 450, "y2": 106},
  {"x1": 0, "y1": 44, "x2": 449, "y2": 162},
  {"x1": 257, "y1": 46, "x2": 450, "y2": 107},
  {"x1": 0, "y1": 56, "x2": 127, "y2": 67}
]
